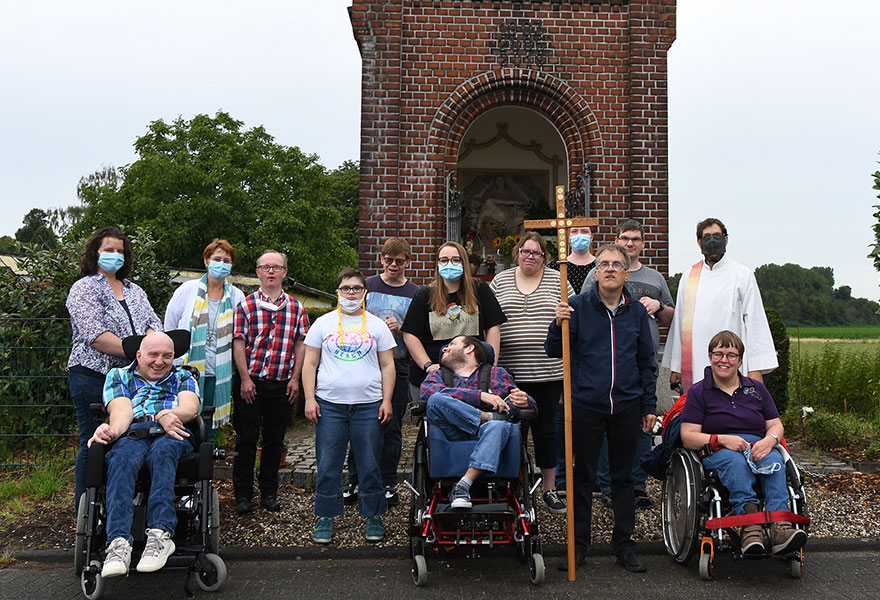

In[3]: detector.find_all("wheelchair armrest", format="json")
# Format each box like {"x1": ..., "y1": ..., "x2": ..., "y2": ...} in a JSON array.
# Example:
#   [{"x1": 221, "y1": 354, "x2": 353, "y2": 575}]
[
  {"x1": 201, "y1": 405, "x2": 216, "y2": 419},
  {"x1": 409, "y1": 400, "x2": 427, "y2": 417},
  {"x1": 515, "y1": 408, "x2": 537, "y2": 422},
  {"x1": 90, "y1": 403, "x2": 108, "y2": 422}
]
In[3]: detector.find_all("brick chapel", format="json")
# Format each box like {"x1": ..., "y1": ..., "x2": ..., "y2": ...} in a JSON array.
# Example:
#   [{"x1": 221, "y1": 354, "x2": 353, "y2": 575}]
[{"x1": 350, "y1": 0, "x2": 676, "y2": 283}]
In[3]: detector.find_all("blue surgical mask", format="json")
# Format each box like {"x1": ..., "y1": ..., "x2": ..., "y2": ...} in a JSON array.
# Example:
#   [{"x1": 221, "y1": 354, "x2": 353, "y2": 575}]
[
  {"x1": 208, "y1": 261, "x2": 232, "y2": 280},
  {"x1": 570, "y1": 234, "x2": 591, "y2": 253},
  {"x1": 743, "y1": 445, "x2": 782, "y2": 475},
  {"x1": 438, "y1": 263, "x2": 464, "y2": 282},
  {"x1": 97, "y1": 252, "x2": 125, "y2": 274}
]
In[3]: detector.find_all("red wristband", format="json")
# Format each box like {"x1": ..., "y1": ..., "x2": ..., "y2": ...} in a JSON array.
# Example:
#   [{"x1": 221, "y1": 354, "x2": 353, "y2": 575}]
[{"x1": 709, "y1": 434, "x2": 721, "y2": 451}]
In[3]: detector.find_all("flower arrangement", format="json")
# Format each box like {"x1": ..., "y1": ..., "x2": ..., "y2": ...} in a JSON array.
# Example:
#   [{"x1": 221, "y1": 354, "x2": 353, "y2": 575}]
[
  {"x1": 482, "y1": 255, "x2": 497, "y2": 274},
  {"x1": 498, "y1": 234, "x2": 520, "y2": 256}
]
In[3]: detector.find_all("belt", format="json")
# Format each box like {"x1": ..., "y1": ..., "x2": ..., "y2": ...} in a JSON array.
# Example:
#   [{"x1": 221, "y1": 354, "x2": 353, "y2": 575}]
[{"x1": 132, "y1": 415, "x2": 157, "y2": 424}]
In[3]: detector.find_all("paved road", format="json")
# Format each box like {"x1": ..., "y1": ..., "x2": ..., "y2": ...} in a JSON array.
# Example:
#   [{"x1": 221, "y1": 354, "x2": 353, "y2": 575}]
[{"x1": 3, "y1": 546, "x2": 879, "y2": 600}]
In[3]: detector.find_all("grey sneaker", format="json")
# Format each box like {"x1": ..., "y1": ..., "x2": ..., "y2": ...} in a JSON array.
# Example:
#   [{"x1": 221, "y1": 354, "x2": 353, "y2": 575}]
[
  {"x1": 101, "y1": 537, "x2": 132, "y2": 578},
  {"x1": 136, "y1": 528, "x2": 175, "y2": 573}
]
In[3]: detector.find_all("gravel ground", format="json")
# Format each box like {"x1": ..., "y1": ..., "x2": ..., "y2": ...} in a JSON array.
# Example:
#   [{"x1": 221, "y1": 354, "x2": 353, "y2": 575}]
[{"x1": 218, "y1": 472, "x2": 880, "y2": 549}]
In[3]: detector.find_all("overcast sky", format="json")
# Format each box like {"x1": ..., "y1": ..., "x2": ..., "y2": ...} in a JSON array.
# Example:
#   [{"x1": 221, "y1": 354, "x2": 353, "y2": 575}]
[{"x1": 2, "y1": 0, "x2": 878, "y2": 301}]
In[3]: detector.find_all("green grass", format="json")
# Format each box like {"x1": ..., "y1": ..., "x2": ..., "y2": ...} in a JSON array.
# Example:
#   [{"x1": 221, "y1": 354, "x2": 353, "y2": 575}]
[
  {"x1": 0, "y1": 460, "x2": 73, "y2": 507},
  {"x1": 786, "y1": 325, "x2": 880, "y2": 340},
  {"x1": 791, "y1": 339, "x2": 880, "y2": 357}
]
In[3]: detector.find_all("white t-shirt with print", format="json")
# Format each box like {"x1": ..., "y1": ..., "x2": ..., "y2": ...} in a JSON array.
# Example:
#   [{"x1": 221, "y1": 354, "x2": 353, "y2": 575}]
[{"x1": 305, "y1": 310, "x2": 396, "y2": 404}]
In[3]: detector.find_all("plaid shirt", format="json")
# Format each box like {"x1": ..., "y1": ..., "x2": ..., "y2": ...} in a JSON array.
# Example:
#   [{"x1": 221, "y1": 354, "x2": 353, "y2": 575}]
[
  {"x1": 103, "y1": 362, "x2": 200, "y2": 419},
  {"x1": 420, "y1": 365, "x2": 537, "y2": 412},
  {"x1": 234, "y1": 289, "x2": 309, "y2": 381}
]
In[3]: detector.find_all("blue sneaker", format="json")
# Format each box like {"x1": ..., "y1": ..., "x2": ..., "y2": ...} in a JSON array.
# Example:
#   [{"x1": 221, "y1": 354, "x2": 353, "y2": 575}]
[
  {"x1": 365, "y1": 516, "x2": 385, "y2": 542},
  {"x1": 313, "y1": 517, "x2": 333, "y2": 544},
  {"x1": 449, "y1": 484, "x2": 472, "y2": 509}
]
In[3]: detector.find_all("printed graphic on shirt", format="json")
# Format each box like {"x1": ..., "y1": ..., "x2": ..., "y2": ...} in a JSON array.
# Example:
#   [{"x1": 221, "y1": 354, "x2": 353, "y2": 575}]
[
  {"x1": 366, "y1": 291, "x2": 414, "y2": 360},
  {"x1": 428, "y1": 305, "x2": 479, "y2": 340},
  {"x1": 326, "y1": 326, "x2": 376, "y2": 362}
]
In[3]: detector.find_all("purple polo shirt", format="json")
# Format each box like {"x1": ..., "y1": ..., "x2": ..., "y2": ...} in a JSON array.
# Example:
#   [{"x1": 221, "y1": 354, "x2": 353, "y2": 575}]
[{"x1": 680, "y1": 366, "x2": 779, "y2": 438}]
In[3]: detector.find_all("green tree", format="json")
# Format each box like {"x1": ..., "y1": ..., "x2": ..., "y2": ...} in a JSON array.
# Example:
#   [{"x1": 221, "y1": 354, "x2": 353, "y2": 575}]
[
  {"x1": 0, "y1": 235, "x2": 15, "y2": 253},
  {"x1": 71, "y1": 112, "x2": 356, "y2": 292},
  {"x1": 14, "y1": 208, "x2": 58, "y2": 249},
  {"x1": 870, "y1": 161, "x2": 880, "y2": 271},
  {"x1": 326, "y1": 160, "x2": 360, "y2": 251}
]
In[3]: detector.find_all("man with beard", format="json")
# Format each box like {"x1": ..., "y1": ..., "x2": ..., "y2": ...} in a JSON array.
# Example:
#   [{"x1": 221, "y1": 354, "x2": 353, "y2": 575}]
[
  {"x1": 662, "y1": 218, "x2": 777, "y2": 392},
  {"x1": 421, "y1": 335, "x2": 535, "y2": 509}
]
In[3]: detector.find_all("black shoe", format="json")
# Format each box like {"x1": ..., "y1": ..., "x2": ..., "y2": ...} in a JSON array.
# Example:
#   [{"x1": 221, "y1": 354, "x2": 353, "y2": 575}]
[
  {"x1": 616, "y1": 552, "x2": 647, "y2": 573},
  {"x1": 599, "y1": 490, "x2": 613, "y2": 508},
  {"x1": 557, "y1": 552, "x2": 588, "y2": 571},
  {"x1": 235, "y1": 497, "x2": 254, "y2": 515},
  {"x1": 342, "y1": 483, "x2": 358, "y2": 506},
  {"x1": 591, "y1": 483, "x2": 602, "y2": 498},
  {"x1": 543, "y1": 489, "x2": 566, "y2": 514},
  {"x1": 384, "y1": 486, "x2": 399, "y2": 507},
  {"x1": 634, "y1": 488, "x2": 654, "y2": 510},
  {"x1": 260, "y1": 495, "x2": 281, "y2": 511}
]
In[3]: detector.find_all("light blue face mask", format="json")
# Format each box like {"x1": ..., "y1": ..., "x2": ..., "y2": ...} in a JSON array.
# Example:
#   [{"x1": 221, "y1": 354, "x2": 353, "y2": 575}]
[
  {"x1": 208, "y1": 261, "x2": 232, "y2": 280},
  {"x1": 97, "y1": 252, "x2": 125, "y2": 274},
  {"x1": 570, "y1": 234, "x2": 591, "y2": 253},
  {"x1": 438, "y1": 263, "x2": 464, "y2": 282},
  {"x1": 743, "y1": 445, "x2": 782, "y2": 475}
]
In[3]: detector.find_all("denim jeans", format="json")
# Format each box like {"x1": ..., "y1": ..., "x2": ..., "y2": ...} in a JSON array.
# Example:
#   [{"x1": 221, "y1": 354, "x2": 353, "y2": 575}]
[
  {"x1": 314, "y1": 398, "x2": 386, "y2": 518},
  {"x1": 595, "y1": 430, "x2": 652, "y2": 491},
  {"x1": 104, "y1": 422, "x2": 193, "y2": 543},
  {"x1": 702, "y1": 433, "x2": 788, "y2": 515},
  {"x1": 426, "y1": 393, "x2": 516, "y2": 474},
  {"x1": 69, "y1": 368, "x2": 106, "y2": 513},
  {"x1": 347, "y1": 375, "x2": 409, "y2": 488}
]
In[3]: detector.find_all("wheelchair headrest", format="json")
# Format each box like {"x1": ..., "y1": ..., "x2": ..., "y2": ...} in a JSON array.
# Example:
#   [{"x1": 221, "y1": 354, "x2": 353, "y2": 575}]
[
  {"x1": 439, "y1": 340, "x2": 495, "y2": 366},
  {"x1": 121, "y1": 329, "x2": 191, "y2": 361}
]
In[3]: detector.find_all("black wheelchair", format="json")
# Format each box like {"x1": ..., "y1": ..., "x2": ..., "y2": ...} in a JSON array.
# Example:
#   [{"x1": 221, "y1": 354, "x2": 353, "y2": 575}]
[
  {"x1": 661, "y1": 444, "x2": 810, "y2": 580},
  {"x1": 74, "y1": 331, "x2": 227, "y2": 599},
  {"x1": 405, "y1": 346, "x2": 544, "y2": 587}
]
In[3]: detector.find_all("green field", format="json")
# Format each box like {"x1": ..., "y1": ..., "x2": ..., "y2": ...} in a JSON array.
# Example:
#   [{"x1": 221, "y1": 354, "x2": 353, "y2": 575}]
[{"x1": 786, "y1": 325, "x2": 880, "y2": 340}]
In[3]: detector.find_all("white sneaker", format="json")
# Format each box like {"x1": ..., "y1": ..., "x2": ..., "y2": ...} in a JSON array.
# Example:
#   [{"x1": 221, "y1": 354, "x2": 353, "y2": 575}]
[
  {"x1": 101, "y1": 537, "x2": 132, "y2": 578},
  {"x1": 136, "y1": 528, "x2": 175, "y2": 573}
]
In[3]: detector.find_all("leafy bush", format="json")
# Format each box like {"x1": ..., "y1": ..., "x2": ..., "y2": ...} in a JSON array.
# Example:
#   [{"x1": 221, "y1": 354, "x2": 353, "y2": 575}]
[
  {"x1": 791, "y1": 345, "x2": 880, "y2": 419},
  {"x1": 805, "y1": 411, "x2": 860, "y2": 448},
  {"x1": 763, "y1": 307, "x2": 790, "y2": 414}
]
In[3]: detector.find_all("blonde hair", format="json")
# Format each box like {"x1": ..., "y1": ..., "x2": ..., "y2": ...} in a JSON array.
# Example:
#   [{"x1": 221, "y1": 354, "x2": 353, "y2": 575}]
[{"x1": 429, "y1": 241, "x2": 479, "y2": 316}]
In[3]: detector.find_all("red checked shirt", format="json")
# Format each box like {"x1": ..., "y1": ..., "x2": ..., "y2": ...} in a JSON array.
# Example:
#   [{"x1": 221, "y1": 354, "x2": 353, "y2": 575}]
[{"x1": 234, "y1": 289, "x2": 309, "y2": 381}]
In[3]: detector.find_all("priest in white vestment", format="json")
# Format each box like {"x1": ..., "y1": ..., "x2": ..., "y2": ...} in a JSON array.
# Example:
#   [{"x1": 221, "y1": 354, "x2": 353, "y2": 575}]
[{"x1": 662, "y1": 218, "x2": 777, "y2": 391}]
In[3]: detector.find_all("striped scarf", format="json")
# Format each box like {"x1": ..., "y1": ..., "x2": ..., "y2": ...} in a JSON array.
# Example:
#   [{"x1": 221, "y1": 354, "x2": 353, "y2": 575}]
[{"x1": 184, "y1": 274, "x2": 235, "y2": 429}]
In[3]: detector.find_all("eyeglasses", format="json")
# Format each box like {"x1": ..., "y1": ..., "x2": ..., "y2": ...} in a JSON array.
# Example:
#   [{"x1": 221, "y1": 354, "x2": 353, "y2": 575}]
[
  {"x1": 597, "y1": 261, "x2": 626, "y2": 272},
  {"x1": 518, "y1": 249, "x2": 545, "y2": 259},
  {"x1": 617, "y1": 235, "x2": 643, "y2": 244},
  {"x1": 437, "y1": 257, "x2": 463, "y2": 266},
  {"x1": 338, "y1": 285, "x2": 365, "y2": 295},
  {"x1": 209, "y1": 256, "x2": 233, "y2": 264},
  {"x1": 257, "y1": 265, "x2": 286, "y2": 273},
  {"x1": 382, "y1": 256, "x2": 407, "y2": 266},
  {"x1": 710, "y1": 351, "x2": 741, "y2": 362}
]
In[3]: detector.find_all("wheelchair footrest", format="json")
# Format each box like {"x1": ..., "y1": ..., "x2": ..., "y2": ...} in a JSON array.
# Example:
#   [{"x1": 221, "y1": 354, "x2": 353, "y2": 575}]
[
  {"x1": 434, "y1": 502, "x2": 515, "y2": 516},
  {"x1": 705, "y1": 510, "x2": 809, "y2": 530}
]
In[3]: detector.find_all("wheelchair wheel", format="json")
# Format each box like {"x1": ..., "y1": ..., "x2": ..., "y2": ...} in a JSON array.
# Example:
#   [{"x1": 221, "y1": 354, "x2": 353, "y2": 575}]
[
  {"x1": 790, "y1": 548, "x2": 803, "y2": 578},
  {"x1": 662, "y1": 449, "x2": 702, "y2": 565},
  {"x1": 194, "y1": 553, "x2": 228, "y2": 592},
  {"x1": 209, "y1": 487, "x2": 220, "y2": 553},
  {"x1": 408, "y1": 430, "x2": 429, "y2": 534},
  {"x1": 529, "y1": 553, "x2": 545, "y2": 585},
  {"x1": 74, "y1": 492, "x2": 87, "y2": 576},
  {"x1": 80, "y1": 560, "x2": 105, "y2": 600},
  {"x1": 411, "y1": 553, "x2": 428, "y2": 586},
  {"x1": 698, "y1": 552, "x2": 712, "y2": 580}
]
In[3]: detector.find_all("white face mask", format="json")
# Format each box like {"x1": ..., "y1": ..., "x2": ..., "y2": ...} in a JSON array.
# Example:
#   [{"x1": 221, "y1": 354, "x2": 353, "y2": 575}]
[{"x1": 338, "y1": 295, "x2": 363, "y2": 313}]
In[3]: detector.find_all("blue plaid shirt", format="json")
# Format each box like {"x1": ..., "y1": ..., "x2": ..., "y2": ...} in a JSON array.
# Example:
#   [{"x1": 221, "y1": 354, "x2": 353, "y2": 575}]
[{"x1": 103, "y1": 362, "x2": 200, "y2": 418}]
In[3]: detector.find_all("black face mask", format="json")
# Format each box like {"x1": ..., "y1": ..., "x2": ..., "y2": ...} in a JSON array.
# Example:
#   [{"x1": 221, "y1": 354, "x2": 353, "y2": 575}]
[{"x1": 700, "y1": 233, "x2": 727, "y2": 261}]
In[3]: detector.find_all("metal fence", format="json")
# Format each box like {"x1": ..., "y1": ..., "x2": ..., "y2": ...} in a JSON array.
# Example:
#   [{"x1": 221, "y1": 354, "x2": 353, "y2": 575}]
[{"x1": 0, "y1": 317, "x2": 76, "y2": 470}]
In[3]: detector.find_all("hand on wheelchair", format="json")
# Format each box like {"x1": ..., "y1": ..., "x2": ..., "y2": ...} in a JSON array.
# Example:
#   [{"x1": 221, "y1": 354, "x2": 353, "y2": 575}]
[
  {"x1": 88, "y1": 423, "x2": 121, "y2": 447},
  {"x1": 479, "y1": 391, "x2": 508, "y2": 413}
]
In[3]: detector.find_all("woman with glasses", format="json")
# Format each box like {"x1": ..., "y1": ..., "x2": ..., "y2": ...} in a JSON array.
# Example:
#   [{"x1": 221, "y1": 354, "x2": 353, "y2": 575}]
[
  {"x1": 401, "y1": 241, "x2": 506, "y2": 402},
  {"x1": 680, "y1": 330, "x2": 806, "y2": 556},
  {"x1": 66, "y1": 227, "x2": 163, "y2": 513},
  {"x1": 164, "y1": 239, "x2": 245, "y2": 441},
  {"x1": 489, "y1": 231, "x2": 575, "y2": 514},
  {"x1": 302, "y1": 268, "x2": 397, "y2": 545}
]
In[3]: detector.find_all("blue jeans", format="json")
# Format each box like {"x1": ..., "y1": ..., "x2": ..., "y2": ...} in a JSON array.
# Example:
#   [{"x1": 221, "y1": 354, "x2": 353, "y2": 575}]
[
  {"x1": 69, "y1": 368, "x2": 106, "y2": 513},
  {"x1": 104, "y1": 423, "x2": 194, "y2": 543},
  {"x1": 426, "y1": 393, "x2": 515, "y2": 474},
  {"x1": 347, "y1": 375, "x2": 409, "y2": 488},
  {"x1": 314, "y1": 398, "x2": 386, "y2": 518},
  {"x1": 702, "y1": 433, "x2": 788, "y2": 515},
  {"x1": 596, "y1": 430, "x2": 652, "y2": 491}
]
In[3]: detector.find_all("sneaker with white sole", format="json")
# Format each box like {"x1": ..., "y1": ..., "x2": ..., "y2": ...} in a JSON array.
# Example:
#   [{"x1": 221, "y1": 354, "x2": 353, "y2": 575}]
[
  {"x1": 449, "y1": 484, "x2": 472, "y2": 509},
  {"x1": 543, "y1": 489, "x2": 566, "y2": 514},
  {"x1": 136, "y1": 528, "x2": 175, "y2": 573},
  {"x1": 101, "y1": 537, "x2": 132, "y2": 578}
]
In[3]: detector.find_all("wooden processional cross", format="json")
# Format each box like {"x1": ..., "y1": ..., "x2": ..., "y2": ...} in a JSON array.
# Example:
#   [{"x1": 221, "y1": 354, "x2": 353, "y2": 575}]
[{"x1": 524, "y1": 185, "x2": 598, "y2": 581}]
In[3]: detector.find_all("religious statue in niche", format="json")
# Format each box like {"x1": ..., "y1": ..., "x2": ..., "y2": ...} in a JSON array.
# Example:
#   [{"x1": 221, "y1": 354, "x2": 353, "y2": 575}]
[{"x1": 458, "y1": 170, "x2": 549, "y2": 260}]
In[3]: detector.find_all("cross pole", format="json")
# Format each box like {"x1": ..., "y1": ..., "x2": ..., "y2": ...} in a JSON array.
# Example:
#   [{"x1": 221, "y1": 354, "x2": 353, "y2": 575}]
[{"x1": 524, "y1": 185, "x2": 598, "y2": 581}]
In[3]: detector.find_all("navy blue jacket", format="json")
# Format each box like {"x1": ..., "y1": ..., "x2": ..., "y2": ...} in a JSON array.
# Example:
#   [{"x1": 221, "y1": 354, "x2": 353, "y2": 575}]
[{"x1": 544, "y1": 285, "x2": 657, "y2": 416}]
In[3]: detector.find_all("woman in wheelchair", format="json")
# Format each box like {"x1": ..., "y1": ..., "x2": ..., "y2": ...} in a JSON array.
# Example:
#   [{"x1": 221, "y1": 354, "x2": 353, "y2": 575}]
[{"x1": 679, "y1": 330, "x2": 807, "y2": 556}]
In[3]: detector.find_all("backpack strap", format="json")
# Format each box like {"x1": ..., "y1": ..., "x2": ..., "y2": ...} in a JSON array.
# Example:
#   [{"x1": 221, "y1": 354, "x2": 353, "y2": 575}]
[
  {"x1": 440, "y1": 365, "x2": 454, "y2": 388},
  {"x1": 477, "y1": 363, "x2": 492, "y2": 392}
]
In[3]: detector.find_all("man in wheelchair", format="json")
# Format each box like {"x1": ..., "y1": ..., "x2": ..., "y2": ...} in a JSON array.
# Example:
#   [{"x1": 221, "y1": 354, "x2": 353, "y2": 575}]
[
  {"x1": 421, "y1": 335, "x2": 535, "y2": 509},
  {"x1": 87, "y1": 331, "x2": 201, "y2": 578},
  {"x1": 679, "y1": 330, "x2": 807, "y2": 556}
]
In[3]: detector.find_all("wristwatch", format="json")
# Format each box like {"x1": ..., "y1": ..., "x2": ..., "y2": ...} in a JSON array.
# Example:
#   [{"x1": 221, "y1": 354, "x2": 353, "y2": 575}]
[
  {"x1": 768, "y1": 432, "x2": 779, "y2": 442},
  {"x1": 422, "y1": 361, "x2": 433, "y2": 372}
]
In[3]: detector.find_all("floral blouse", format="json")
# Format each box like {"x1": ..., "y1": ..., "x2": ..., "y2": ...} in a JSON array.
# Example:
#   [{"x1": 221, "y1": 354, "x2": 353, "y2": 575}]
[{"x1": 66, "y1": 273, "x2": 162, "y2": 374}]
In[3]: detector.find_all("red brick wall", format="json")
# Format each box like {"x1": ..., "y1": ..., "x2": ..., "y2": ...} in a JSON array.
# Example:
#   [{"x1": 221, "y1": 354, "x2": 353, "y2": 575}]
[{"x1": 351, "y1": 0, "x2": 676, "y2": 283}]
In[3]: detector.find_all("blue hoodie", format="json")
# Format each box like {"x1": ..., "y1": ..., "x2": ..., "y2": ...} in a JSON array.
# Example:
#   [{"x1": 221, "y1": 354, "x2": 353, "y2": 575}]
[{"x1": 544, "y1": 284, "x2": 657, "y2": 416}]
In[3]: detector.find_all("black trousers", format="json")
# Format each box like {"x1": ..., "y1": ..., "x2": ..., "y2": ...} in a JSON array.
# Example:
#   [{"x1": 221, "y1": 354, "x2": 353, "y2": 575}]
[
  {"x1": 518, "y1": 380, "x2": 563, "y2": 469},
  {"x1": 232, "y1": 375, "x2": 293, "y2": 499},
  {"x1": 571, "y1": 402, "x2": 640, "y2": 556}
]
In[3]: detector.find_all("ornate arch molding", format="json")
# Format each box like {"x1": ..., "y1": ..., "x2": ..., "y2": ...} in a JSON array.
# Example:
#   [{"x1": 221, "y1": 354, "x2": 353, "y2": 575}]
[{"x1": 427, "y1": 68, "x2": 604, "y2": 179}]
